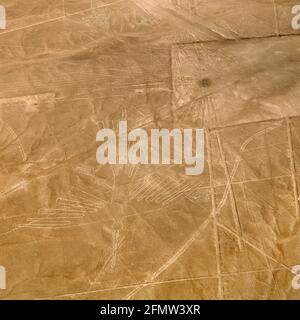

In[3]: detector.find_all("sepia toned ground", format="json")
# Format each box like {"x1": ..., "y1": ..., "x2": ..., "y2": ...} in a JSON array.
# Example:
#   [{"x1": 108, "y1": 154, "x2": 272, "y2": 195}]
[{"x1": 0, "y1": 0, "x2": 300, "y2": 300}]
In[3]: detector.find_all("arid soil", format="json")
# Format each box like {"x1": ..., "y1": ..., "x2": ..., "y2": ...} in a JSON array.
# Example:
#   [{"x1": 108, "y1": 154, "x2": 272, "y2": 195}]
[{"x1": 0, "y1": 0, "x2": 300, "y2": 300}]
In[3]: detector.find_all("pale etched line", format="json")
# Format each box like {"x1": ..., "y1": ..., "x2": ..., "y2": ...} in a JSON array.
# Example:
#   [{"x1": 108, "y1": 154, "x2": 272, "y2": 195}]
[
  {"x1": 84, "y1": 179, "x2": 112, "y2": 193},
  {"x1": 44, "y1": 121, "x2": 68, "y2": 162},
  {"x1": 129, "y1": 174, "x2": 154, "y2": 198},
  {"x1": 137, "y1": 98, "x2": 300, "y2": 136},
  {"x1": 206, "y1": 130, "x2": 223, "y2": 300},
  {"x1": 131, "y1": 0, "x2": 160, "y2": 25},
  {"x1": 68, "y1": 190, "x2": 106, "y2": 208},
  {"x1": 0, "y1": 123, "x2": 17, "y2": 153},
  {"x1": 55, "y1": 204, "x2": 98, "y2": 212},
  {"x1": 21, "y1": 224, "x2": 71, "y2": 228},
  {"x1": 240, "y1": 182, "x2": 281, "y2": 298},
  {"x1": 152, "y1": 178, "x2": 184, "y2": 204},
  {"x1": 93, "y1": 229, "x2": 126, "y2": 283},
  {"x1": 147, "y1": 177, "x2": 173, "y2": 202},
  {"x1": 0, "y1": 182, "x2": 107, "y2": 235},
  {"x1": 38, "y1": 208, "x2": 89, "y2": 214},
  {"x1": 55, "y1": 198, "x2": 99, "y2": 210},
  {"x1": 291, "y1": 121, "x2": 300, "y2": 144},
  {"x1": 123, "y1": 122, "x2": 287, "y2": 299},
  {"x1": 179, "y1": 181, "x2": 207, "y2": 201},
  {"x1": 38, "y1": 209, "x2": 86, "y2": 216},
  {"x1": 0, "y1": 0, "x2": 126, "y2": 36},
  {"x1": 27, "y1": 220, "x2": 70, "y2": 224},
  {"x1": 29, "y1": 213, "x2": 84, "y2": 219},
  {"x1": 19, "y1": 192, "x2": 98, "y2": 229},
  {"x1": 265, "y1": 254, "x2": 282, "y2": 298},
  {"x1": 0, "y1": 226, "x2": 25, "y2": 238},
  {"x1": 214, "y1": 122, "x2": 282, "y2": 215},
  {"x1": 286, "y1": 117, "x2": 300, "y2": 220},
  {"x1": 21, "y1": 215, "x2": 74, "y2": 226},
  {"x1": 43, "y1": 267, "x2": 288, "y2": 300},
  {"x1": 272, "y1": 0, "x2": 280, "y2": 36},
  {"x1": 0, "y1": 93, "x2": 55, "y2": 104},
  {"x1": 30, "y1": 216, "x2": 83, "y2": 220},
  {"x1": 63, "y1": 0, "x2": 66, "y2": 16},
  {"x1": 2, "y1": 123, "x2": 26, "y2": 161},
  {"x1": 226, "y1": 174, "x2": 292, "y2": 186},
  {"x1": 131, "y1": 174, "x2": 198, "y2": 206},
  {"x1": 141, "y1": 177, "x2": 166, "y2": 201},
  {"x1": 19, "y1": 181, "x2": 109, "y2": 228},
  {"x1": 215, "y1": 158, "x2": 242, "y2": 216},
  {"x1": 111, "y1": 228, "x2": 121, "y2": 269},
  {"x1": 71, "y1": 190, "x2": 106, "y2": 207},
  {"x1": 123, "y1": 217, "x2": 212, "y2": 300},
  {"x1": 40, "y1": 206, "x2": 90, "y2": 213},
  {"x1": 217, "y1": 223, "x2": 290, "y2": 271},
  {"x1": 219, "y1": 186, "x2": 280, "y2": 254},
  {"x1": 162, "y1": 180, "x2": 194, "y2": 205},
  {"x1": 247, "y1": 184, "x2": 293, "y2": 222},
  {"x1": 135, "y1": 175, "x2": 161, "y2": 200},
  {"x1": 211, "y1": 115, "x2": 291, "y2": 131},
  {"x1": 240, "y1": 122, "x2": 282, "y2": 152},
  {"x1": 216, "y1": 131, "x2": 243, "y2": 249},
  {"x1": 19, "y1": 219, "x2": 106, "y2": 230},
  {"x1": 0, "y1": 15, "x2": 66, "y2": 36},
  {"x1": 152, "y1": 177, "x2": 183, "y2": 203},
  {"x1": 0, "y1": 214, "x2": 27, "y2": 220},
  {"x1": 0, "y1": 181, "x2": 29, "y2": 199}
]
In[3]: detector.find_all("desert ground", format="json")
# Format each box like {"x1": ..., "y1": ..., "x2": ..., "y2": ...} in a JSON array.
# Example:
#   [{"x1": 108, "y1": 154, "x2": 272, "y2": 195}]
[{"x1": 0, "y1": 0, "x2": 300, "y2": 299}]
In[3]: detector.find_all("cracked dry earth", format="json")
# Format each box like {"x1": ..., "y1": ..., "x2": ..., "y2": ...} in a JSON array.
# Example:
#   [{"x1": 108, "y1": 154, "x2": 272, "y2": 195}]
[{"x1": 1, "y1": 0, "x2": 300, "y2": 300}]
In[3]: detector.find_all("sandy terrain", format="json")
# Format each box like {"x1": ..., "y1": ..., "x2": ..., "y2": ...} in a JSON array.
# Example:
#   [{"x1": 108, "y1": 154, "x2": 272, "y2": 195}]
[{"x1": 0, "y1": 0, "x2": 300, "y2": 300}]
